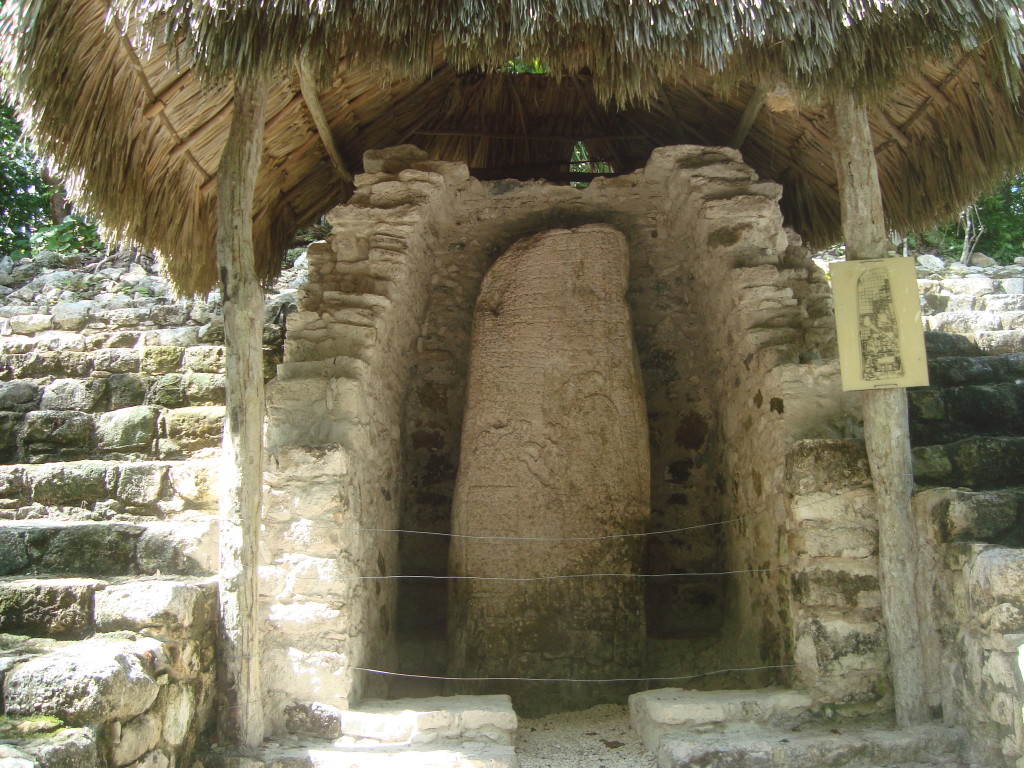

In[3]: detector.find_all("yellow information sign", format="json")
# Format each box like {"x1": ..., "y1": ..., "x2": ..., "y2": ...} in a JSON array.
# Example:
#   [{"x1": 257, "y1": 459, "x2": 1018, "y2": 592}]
[{"x1": 830, "y1": 257, "x2": 929, "y2": 391}]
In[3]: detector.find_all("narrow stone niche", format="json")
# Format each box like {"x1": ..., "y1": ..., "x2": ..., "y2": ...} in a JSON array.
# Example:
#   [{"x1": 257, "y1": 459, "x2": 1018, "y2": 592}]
[{"x1": 447, "y1": 225, "x2": 650, "y2": 715}]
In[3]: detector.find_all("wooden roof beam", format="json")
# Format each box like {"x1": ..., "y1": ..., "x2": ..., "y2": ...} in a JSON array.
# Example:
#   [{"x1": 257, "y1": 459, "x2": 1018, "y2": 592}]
[
  {"x1": 729, "y1": 85, "x2": 768, "y2": 149},
  {"x1": 297, "y1": 59, "x2": 353, "y2": 184}
]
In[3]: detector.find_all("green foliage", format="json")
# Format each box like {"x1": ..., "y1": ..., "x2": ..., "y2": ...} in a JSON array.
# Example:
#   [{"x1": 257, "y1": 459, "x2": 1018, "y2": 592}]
[
  {"x1": 936, "y1": 175, "x2": 1024, "y2": 264},
  {"x1": 0, "y1": 102, "x2": 51, "y2": 258},
  {"x1": 0, "y1": 98, "x2": 104, "y2": 259},
  {"x1": 31, "y1": 214, "x2": 103, "y2": 254},
  {"x1": 503, "y1": 57, "x2": 547, "y2": 74}
]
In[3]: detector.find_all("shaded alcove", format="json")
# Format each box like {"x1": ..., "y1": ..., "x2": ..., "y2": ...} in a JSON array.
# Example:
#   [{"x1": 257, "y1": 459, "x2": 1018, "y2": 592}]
[{"x1": 389, "y1": 150, "x2": 812, "y2": 709}]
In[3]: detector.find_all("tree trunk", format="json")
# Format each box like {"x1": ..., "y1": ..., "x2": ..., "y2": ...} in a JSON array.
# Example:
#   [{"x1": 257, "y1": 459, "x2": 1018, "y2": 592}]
[
  {"x1": 832, "y1": 90, "x2": 929, "y2": 727},
  {"x1": 216, "y1": 71, "x2": 268, "y2": 751}
]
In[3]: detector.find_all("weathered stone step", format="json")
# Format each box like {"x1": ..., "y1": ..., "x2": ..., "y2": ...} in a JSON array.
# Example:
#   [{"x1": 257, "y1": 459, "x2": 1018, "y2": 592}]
[
  {"x1": 0, "y1": 575, "x2": 216, "y2": 639},
  {"x1": 341, "y1": 695, "x2": 517, "y2": 745},
  {"x1": 629, "y1": 688, "x2": 814, "y2": 750},
  {"x1": 909, "y1": 380, "x2": 1024, "y2": 446},
  {"x1": 0, "y1": 459, "x2": 217, "y2": 516},
  {"x1": 914, "y1": 486, "x2": 1024, "y2": 546},
  {"x1": 924, "y1": 332, "x2": 983, "y2": 359},
  {"x1": 925, "y1": 352, "x2": 1024, "y2": 386},
  {"x1": 0, "y1": 404, "x2": 225, "y2": 463},
  {"x1": 0, "y1": 516, "x2": 217, "y2": 578},
  {"x1": 209, "y1": 696, "x2": 519, "y2": 768},
  {"x1": 646, "y1": 722, "x2": 965, "y2": 768},
  {"x1": 1, "y1": 619, "x2": 215, "y2": 768},
  {"x1": 213, "y1": 742, "x2": 517, "y2": 768},
  {"x1": 912, "y1": 436, "x2": 1024, "y2": 489}
]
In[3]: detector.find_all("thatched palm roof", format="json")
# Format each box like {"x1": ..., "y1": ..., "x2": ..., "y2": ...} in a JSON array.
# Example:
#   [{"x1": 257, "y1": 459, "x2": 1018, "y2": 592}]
[{"x1": 3, "y1": 0, "x2": 1024, "y2": 293}]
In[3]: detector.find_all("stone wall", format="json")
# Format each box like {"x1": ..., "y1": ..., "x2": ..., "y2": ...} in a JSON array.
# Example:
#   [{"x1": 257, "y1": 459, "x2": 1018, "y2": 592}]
[
  {"x1": 262, "y1": 144, "x2": 841, "y2": 704},
  {"x1": 0, "y1": 247, "x2": 294, "y2": 763},
  {"x1": 1, "y1": 579, "x2": 217, "y2": 768},
  {"x1": 262, "y1": 148, "x2": 463, "y2": 732}
]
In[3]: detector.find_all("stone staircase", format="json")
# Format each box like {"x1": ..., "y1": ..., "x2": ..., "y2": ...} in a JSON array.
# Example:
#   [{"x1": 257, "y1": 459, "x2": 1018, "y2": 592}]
[
  {"x1": 210, "y1": 696, "x2": 519, "y2": 768},
  {"x1": 629, "y1": 688, "x2": 968, "y2": 768},
  {"x1": 0, "y1": 250, "x2": 294, "y2": 768}
]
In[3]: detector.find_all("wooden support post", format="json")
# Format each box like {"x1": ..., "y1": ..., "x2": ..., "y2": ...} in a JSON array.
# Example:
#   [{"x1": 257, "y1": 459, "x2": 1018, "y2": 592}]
[
  {"x1": 832, "y1": 90, "x2": 928, "y2": 727},
  {"x1": 216, "y1": 71, "x2": 269, "y2": 751}
]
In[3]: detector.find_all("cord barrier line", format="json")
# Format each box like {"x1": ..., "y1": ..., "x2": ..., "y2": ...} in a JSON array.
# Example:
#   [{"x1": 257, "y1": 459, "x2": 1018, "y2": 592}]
[
  {"x1": 347, "y1": 516, "x2": 748, "y2": 541},
  {"x1": 353, "y1": 567, "x2": 785, "y2": 582},
  {"x1": 349, "y1": 663, "x2": 798, "y2": 683},
  {"x1": 214, "y1": 516, "x2": 755, "y2": 539}
]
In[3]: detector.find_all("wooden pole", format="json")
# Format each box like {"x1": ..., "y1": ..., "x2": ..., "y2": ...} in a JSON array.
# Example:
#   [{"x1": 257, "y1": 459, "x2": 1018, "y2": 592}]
[
  {"x1": 216, "y1": 71, "x2": 269, "y2": 751},
  {"x1": 832, "y1": 90, "x2": 928, "y2": 727}
]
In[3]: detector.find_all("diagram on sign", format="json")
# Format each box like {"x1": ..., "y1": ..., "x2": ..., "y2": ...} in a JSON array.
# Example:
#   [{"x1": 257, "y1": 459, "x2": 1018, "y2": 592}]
[
  {"x1": 831, "y1": 257, "x2": 929, "y2": 391},
  {"x1": 856, "y1": 266, "x2": 904, "y2": 381}
]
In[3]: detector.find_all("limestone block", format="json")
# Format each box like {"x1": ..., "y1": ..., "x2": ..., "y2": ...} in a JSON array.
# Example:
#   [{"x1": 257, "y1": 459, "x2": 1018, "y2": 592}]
[
  {"x1": 970, "y1": 547, "x2": 1024, "y2": 611},
  {"x1": 341, "y1": 695, "x2": 517, "y2": 745},
  {"x1": 977, "y1": 330, "x2": 1024, "y2": 355},
  {"x1": 785, "y1": 440, "x2": 870, "y2": 495},
  {"x1": 930, "y1": 310, "x2": 1001, "y2": 334},
  {"x1": 10, "y1": 314, "x2": 53, "y2": 334},
  {"x1": 0, "y1": 381, "x2": 41, "y2": 412},
  {"x1": 147, "y1": 375, "x2": 186, "y2": 408},
  {"x1": 125, "y1": 751, "x2": 167, "y2": 768},
  {"x1": 448, "y1": 225, "x2": 649, "y2": 713},
  {"x1": 166, "y1": 461, "x2": 218, "y2": 506},
  {"x1": 917, "y1": 254, "x2": 945, "y2": 271},
  {"x1": 103, "y1": 309, "x2": 151, "y2": 330},
  {"x1": 182, "y1": 346, "x2": 225, "y2": 373},
  {"x1": 0, "y1": 578, "x2": 98, "y2": 638},
  {"x1": 264, "y1": 518, "x2": 345, "y2": 558},
  {"x1": 23, "y1": 522, "x2": 140, "y2": 576},
  {"x1": 95, "y1": 580, "x2": 205, "y2": 631},
  {"x1": 629, "y1": 688, "x2": 813, "y2": 750},
  {"x1": 284, "y1": 701, "x2": 342, "y2": 739},
  {"x1": 27, "y1": 462, "x2": 114, "y2": 505},
  {"x1": 943, "y1": 277, "x2": 996, "y2": 296},
  {"x1": 262, "y1": 647, "x2": 352, "y2": 707},
  {"x1": 140, "y1": 347, "x2": 183, "y2": 374},
  {"x1": 41, "y1": 379, "x2": 106, "y2": 412},
  {"x1": 0, "y1": 465, "x2": 27, "y2": 498},
  {"x1": 107, "y1": 374, "x2": 148, "y2": 410},
  {"x1": 1000, "y1": 278, "x2": 1024, "y2": 294},
  {"x1": 96, "y1": 407, "x2": 159, "y2": 452},
  {"x1": 267, "y1": 600, "x2": 344, "y2": 633},
  {"x1": 22, "y1": 411, "x2": 94, "y2": 454},
  {"x1": 982, "y1": 294, "x2": 1024, "y2": 312},
  {"x1": 162, "y1": 406, "x2": 224, "y2": 451},
  {"x1": 0, "y1": 527, "x2": 29, "y2": 575},
  {"x1": 795, "y1": 617, "x2": 886, "y2": 677},
  {"x1": 148, "y1": 305, "x2": 188, "y2": 327},
  {"x1": 792, "y1": 562, "x2": 880, "y2": 608},
  {"x1": 264, "y1": 555, "x2": 354, "y2": 600},
  {"x1": 148, "y1": 328, "x2": 198, "y2": 348},
  {"x1": 110, "y1": 714, "x2": 159, "y2": 767},
  {"x1": 159, "y1": 684, "x2": 195, "y2": 746},
  {"x1": 183, "y1": 373, "x2": 225, "y2": 405},
  {"x1": 52, "y1": 302, "x2": 93, "y2": 331},
  {"x1": 3, "y1": 637, "x2": 160, "y2": 724},
  {"x1": 93, "y1": 349, "x2": 141, "y2": 374},
  {"x1": 0, "y1": 744, "x2": 36, "y2": 768},
  {"x1": 117, "y1": 464, "x2": 168, "y2": 506},
  {"x1": 791, "y1": 521, "x2": 876, "y2": 559},
  {"x1": 19, "y1": 727, "x2": 98, "y2": 768},
  {"x1": 137, "y1": 518, "x2": 218, "y2": 575}
]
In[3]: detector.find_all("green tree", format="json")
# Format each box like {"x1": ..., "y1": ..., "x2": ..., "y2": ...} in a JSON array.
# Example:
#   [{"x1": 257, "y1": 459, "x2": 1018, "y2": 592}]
[
  {"x1": 936, "y1": 175, "x2": 1024, "y2": 264},
  {"x1": 0, "y1": 101, "x2": 51, "y2": 258}
]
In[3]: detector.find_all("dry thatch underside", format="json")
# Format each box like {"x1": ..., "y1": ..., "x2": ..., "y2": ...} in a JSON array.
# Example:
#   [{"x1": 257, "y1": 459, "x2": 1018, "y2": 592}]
[{"x1": 3, "y1": 0, "x2": 1024, "y2": 293}]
